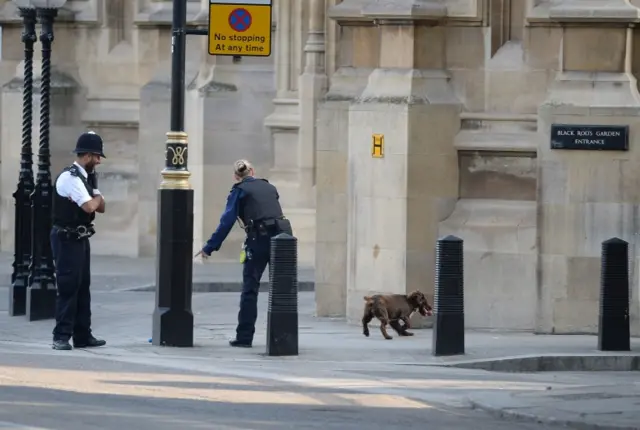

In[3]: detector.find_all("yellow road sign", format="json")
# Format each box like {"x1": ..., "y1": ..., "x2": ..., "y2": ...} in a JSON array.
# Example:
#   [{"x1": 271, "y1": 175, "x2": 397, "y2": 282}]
[{"x1": 208, "y1": 0, "x2": 273, "y2": 57}]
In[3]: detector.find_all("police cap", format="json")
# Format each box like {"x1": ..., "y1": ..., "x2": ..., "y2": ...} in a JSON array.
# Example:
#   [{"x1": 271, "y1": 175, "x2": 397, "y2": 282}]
[{"x1": 73, "y1": 131, "x2": 106, "y2": 158}]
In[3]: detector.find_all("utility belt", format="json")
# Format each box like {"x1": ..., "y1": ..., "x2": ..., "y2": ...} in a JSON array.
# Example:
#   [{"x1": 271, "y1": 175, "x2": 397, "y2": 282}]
[
  {"x1": 244, "y1": 216, "x2": 292, "y2": 237},
  {"x1": 53, "y1": 224, "x2": 95, "y2": 241}
]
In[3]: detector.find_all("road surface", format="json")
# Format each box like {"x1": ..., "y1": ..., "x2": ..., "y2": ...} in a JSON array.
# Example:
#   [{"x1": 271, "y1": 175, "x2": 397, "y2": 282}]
[{"x1": 0, "y1": 347, "x2": 555, "y2": 430}]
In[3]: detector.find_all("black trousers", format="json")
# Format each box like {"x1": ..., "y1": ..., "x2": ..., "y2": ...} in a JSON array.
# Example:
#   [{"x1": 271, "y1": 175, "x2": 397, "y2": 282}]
[
  {"x1": 51, "y1": 227, "x2": 93, "y2": 342},
  {"x1": 235, "y1": 233, "x2": 272, "y2": 344}
]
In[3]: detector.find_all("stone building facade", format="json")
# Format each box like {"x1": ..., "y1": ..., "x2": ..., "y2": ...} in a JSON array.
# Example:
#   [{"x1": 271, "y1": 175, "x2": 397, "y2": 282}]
[
  {"x1": 0, "y1": 0, "x2": 638, "y2": 336},
  {"x1": 315, "y1": 0, "x2": 640, "y2": 337}
]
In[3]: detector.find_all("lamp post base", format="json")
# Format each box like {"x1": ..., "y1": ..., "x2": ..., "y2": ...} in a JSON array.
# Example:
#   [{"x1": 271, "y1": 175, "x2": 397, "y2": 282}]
[
  {"x1": 152, "y1": 307, "x2": 194, "y2": 347},
  {"x1": 26, "y1": 286, "x2": 56, "y2": 322},
  {"x1": 152, "y1": 187, "x2": 194, "y2": 347},
  {"x1": 8, "y1": 282, "x2": 27, "y2": 316}
]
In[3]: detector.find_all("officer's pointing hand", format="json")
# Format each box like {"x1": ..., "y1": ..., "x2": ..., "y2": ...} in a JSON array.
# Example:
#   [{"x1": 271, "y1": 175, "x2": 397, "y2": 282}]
[{"x1": 195, "y1": 249, "x2": 210, "y2": 259}]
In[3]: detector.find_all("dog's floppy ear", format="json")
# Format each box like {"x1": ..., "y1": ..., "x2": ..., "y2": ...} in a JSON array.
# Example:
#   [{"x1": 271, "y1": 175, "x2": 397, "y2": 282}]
[
  {"x1": 407, "y1": 290, "x2": 421, "y2": 301},
  {"x1": 407, "y1": 290, "x2": 426, "y2": 307}
]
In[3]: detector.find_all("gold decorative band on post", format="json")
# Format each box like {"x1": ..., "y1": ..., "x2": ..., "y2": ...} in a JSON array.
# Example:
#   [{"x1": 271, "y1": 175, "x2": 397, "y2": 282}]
[
  {"x1": 160, "y1": 130, "x2": 191, "y2": 190},
  {"x1": 166, "y1": 130, "x2": 188, "y2": 145}
]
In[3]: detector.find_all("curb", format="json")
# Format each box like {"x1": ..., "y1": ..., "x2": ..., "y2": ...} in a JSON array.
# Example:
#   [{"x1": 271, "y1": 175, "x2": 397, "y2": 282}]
[
  {"x1": 468, "y1": 397, "x2": 640, "y2": 430},
  {"x1": 125, "y1": 281, "x2": 315, "y2": 293},
  {"x1": 438, "y1": 354, "x2": 640, "y2": 372}
]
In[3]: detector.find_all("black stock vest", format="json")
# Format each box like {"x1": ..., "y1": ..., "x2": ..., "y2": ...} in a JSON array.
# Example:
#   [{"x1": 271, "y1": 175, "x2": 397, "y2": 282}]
[
  {"x1": 235, "y1": 178, "x2": 283, "y2": 226},
  {"x1": 52, "y1": 164, "x2": 95, "y2": 229}
]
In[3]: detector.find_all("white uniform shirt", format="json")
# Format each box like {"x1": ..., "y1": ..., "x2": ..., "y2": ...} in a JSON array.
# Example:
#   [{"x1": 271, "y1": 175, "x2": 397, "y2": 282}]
[{"x1": 55, "y1": 161, "x2": 101, "y2": 208}]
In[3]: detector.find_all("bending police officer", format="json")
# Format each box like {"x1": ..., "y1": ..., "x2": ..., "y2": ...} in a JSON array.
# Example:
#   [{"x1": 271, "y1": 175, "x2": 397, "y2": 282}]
[
  {"x1": 196, "y1": 159, "x2": 292, "y2": 348},
  {"x1": 51, "y1": 131, "x2": 107, "y2": 351}
]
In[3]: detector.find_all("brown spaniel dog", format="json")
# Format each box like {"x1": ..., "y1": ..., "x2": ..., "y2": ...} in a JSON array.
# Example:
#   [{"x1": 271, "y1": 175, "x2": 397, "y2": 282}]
[{"x1": 362, "y1": 291, "x2": 433, "y2": 340}]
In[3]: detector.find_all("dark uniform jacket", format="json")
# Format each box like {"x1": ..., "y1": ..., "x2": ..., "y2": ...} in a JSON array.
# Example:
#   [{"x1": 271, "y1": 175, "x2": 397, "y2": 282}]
[
  {"x1": 235, "y1": 177, "x2": 283, "y2": 226},
  {"x1": 202, "y1": 177, "x2": 285, "y2": 254}
]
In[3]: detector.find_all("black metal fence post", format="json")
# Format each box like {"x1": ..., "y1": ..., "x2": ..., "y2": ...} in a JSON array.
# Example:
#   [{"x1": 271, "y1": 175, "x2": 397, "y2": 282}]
[
  {"x1": 598, "y1": 237, "x2": 631, "y2": 352},
  {"x1": 9, "y1": 7, "x2": 37, "y2": 317},
  {"x1": 432, "y1": 235, "x2": 465, "y2": 356},
  {"x1": 266, "y1": 233, "x2": 299, "y2": 356},
  {"x1": 26, "y1": 7, "x2": 58, "y2": 321}
]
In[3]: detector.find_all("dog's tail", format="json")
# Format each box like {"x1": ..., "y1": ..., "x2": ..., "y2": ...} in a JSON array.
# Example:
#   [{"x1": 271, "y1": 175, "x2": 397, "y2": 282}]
[{"x1": 363, "y1": 295, "x2": 372, "y2": 302}]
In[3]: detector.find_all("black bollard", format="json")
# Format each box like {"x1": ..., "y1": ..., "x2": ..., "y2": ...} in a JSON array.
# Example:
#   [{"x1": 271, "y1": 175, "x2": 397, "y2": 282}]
[
  {"x1": 432, "y1": 235, "x2": 465, "y2": 356},
  {"x1": 266, "y1": 233, "x2": 298, "y2": 356},
  {"x1": 598, "y1": 238, "x2": 630, "y2": 352}
]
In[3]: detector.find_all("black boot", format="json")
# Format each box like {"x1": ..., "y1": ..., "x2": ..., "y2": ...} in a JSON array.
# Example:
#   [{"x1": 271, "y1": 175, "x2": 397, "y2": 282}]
[
  {"x1": 73, "y1": 336, "x2": 106, "y2": 348},
  {"x1": 229, "y1": 339, "x2": 252, "y2": 348},
  {"x1": 52, "y1": 339, "x2": 72, "y2": 351}
]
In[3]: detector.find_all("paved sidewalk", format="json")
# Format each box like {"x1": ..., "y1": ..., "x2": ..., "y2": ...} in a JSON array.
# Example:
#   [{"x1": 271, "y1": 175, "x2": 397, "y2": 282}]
[
  {"x1": 0, "y1": 251, "x2": 315, "y2": 296},
  {"x1": 2, "y1": 290, "x2": 638, "y2": 365},
  {"x1": 468, "y1": 384, "x2": 640, "y2": 430},
  {"x1": 1, "y1": 288, "x2": 640, "y2": 428},
  {"x1": 1, "y1": 253, "x2": 640, "y2": 429}
]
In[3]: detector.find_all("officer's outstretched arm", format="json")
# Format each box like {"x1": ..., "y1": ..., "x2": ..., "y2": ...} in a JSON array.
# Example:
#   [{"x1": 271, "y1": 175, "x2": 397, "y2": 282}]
[{"x1": 201, "y1": 187, "x2": 243, "y2": 255}]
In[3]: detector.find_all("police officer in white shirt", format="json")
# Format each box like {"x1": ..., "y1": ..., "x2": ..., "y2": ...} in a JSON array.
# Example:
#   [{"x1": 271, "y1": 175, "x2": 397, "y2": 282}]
[{"x1": 51, "y1": 131, "x2": 107, "y2": 351}]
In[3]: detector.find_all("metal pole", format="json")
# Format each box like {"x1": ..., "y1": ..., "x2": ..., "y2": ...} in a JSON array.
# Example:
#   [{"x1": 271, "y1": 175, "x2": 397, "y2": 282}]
[
  {"x1": 170, "y1": 0, "x2": 186, "y2": 132},
  {"x1": 27, "y1": 7, "x2": 58, "y2": 321},
  {"x1": 152, "y1": 0, "x2": 194, "y2": 347},
  {"x1": 9, "y1": 7, "x2": 37, "y2": 317}
]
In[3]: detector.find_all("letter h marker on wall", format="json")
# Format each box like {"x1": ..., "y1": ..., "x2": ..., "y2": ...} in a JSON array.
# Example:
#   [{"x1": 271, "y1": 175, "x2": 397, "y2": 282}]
[{"x1": 372, "y1": 134, "x2": 384, "y2": 158}]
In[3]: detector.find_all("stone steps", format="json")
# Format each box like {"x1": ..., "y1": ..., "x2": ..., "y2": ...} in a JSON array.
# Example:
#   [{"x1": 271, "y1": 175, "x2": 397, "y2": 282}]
[
  {"x1": 455, "y1": 112, "x2": 539, "y2": 153},
  {"x1": 454, "y1": 130, "x2": 538, "y2": 152}
]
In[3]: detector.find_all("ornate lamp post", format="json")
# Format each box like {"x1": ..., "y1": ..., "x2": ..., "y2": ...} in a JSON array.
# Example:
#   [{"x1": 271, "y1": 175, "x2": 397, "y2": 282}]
[
  {"x1": 27, "y1": 0, "x2": 66, "y2": 321},
  {"x1": 9, "y1": 0, "x2": 38, "y2": 317},
  {"x1": 152, "y1": 0, "x2": 194, "y2": 347}
]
